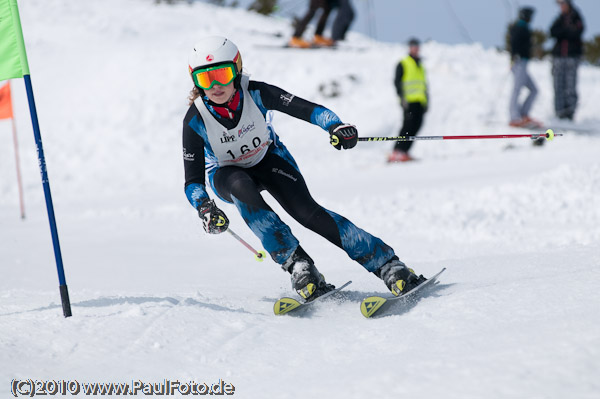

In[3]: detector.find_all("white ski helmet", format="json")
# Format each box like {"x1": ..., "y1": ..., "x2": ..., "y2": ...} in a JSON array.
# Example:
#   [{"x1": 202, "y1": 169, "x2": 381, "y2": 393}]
[{"x1": 188, "y1": 36, "x2": 243, "y2": 79}]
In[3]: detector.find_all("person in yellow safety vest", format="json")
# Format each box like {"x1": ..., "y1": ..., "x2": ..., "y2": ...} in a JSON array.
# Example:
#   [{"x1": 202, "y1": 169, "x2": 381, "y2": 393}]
[{"x1": 388, "y1": 37, "x2": 429, "y2": 163}]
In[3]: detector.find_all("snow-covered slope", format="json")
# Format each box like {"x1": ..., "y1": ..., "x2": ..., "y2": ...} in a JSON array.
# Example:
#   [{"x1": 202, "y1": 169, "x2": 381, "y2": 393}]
[{"x1": 1, "y1": 1, "x2": 599, "y2": 398}]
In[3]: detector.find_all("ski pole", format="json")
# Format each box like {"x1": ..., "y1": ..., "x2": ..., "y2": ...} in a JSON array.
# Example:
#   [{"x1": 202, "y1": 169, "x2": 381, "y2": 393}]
[
  {"x1": 359, "y1": 129, "x2": 560, "y2": 142},
  {"x1": 227, "y1": 228, "x2": 267, "y2": 262}
]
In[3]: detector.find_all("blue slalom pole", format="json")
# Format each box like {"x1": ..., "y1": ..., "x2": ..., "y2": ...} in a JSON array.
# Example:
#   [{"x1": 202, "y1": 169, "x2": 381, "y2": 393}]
[{"x1": 23, "y1": 74, "x2": 72, "y2": 317}]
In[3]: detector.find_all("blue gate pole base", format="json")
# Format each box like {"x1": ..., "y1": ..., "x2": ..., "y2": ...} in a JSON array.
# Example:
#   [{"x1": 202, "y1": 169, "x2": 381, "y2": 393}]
[{"x1": 59, "y1": 285, "x2": 72, "y2": 317}]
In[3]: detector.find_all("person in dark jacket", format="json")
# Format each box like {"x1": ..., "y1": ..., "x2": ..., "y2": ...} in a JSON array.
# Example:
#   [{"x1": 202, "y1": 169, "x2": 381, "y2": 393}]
[
  {"x1": 550, "y1": 0, "x2": 584, "y2": 120},
  {"x1": 388, "y1": 38, "x2": 428, "y2": 163},
  {"x1": 508, "y1": 7, "x2": 540, "y2": 129}
]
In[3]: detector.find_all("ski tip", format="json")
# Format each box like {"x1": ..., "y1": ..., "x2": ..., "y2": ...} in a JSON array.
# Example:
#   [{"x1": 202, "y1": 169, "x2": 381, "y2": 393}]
[
  {"x1": 360, "y1": 296, "x2": 387, "y2": 318},
  {"x1": 274, "y1": 297, "x2": 302, "y2": 315},
  {"x1": 428, "y1": 267, "x2": 446, "y2": 281}
]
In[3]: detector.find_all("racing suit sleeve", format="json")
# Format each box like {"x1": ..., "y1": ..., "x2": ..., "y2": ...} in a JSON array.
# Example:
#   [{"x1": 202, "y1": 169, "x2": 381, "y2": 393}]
[{"x1": 248, "y1": 80, "x2": 343, "y2": 131}]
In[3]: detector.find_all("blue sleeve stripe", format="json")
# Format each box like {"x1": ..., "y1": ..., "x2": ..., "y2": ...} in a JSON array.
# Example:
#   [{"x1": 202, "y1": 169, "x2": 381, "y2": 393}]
[
  {"x1": 310, "y1": 106, "x2": 342, "y2": 131},
  {"x1": 185, "y1": 183, "x2": 209, "y2": 209}
]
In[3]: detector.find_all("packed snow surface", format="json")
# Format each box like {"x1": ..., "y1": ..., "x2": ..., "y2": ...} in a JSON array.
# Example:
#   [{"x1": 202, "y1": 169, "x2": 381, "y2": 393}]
[{"x1": 1, "y1": 1, "x2": 599, "y2": 398}]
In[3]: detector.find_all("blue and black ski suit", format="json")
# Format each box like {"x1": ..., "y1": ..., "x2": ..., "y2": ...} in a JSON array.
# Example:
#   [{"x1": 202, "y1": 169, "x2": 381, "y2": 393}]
[{"x1": 182, "y1": 75, "x2": 395, "y2": 272}]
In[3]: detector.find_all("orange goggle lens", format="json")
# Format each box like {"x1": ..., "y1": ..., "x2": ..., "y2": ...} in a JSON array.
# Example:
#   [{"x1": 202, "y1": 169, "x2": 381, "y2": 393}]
[{"x1": 192, "y1": 64, "x2": 237, "y2": 90}]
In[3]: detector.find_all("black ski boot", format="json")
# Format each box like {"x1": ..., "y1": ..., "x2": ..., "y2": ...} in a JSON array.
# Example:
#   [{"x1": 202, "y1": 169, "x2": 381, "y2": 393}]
[
  {"x1": 375, "y1": 257, "x2": 427, "y2": 296},
  {"x1": 282, "y1": 246, "x2": 334, "y2": 301}
]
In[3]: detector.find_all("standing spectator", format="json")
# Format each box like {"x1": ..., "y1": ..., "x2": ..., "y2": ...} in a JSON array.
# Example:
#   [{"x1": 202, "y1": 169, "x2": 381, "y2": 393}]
[
  {"x1": 550, "y1": 0, "x2": 584, "y2": 120},
  {"x1": 331, "y1": 0, "x2": 354, "y2": 42},
  {"x1": 289, "y1": 0, "x2": 336, "y2": 48},
  {"x1": 388, "y1": 38, "x2": 428, "y2": 163},
  {"x1": 508, "y1": 7, "x2": 540, "y2": 129}
]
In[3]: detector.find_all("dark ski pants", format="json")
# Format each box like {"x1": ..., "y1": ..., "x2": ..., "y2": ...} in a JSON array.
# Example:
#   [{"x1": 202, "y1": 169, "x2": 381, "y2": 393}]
[
  {"x1": 394, "y1": 102, "x2": 425, "y2": 153},
  {"x1": 552, "y1": 57, "x2": 579, "y2": 119},
  {"x1": 331, "y1": 0, "x2": 354, "y2": 41},
  {"x1": 213, "y1": 146, "x2": 394, "y2": 271},
  {"x1": 293, "y1": 0, "x2": 333, "y2": 38}
]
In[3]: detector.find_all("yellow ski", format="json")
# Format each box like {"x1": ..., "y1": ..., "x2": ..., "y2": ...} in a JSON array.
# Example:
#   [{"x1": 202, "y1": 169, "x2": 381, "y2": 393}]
[
  {"x1": 274, "y1": 281, "x2": 352, "y2": 315},
  {"x1": 273, "y1": 297, "x2": 302, "y2": 315},
  {"x1": 360, "y1": 268, "x2": 446, "y2": 318},
  {"x1": 360, "y1": 296, "x2": 388, "y2": 317}
]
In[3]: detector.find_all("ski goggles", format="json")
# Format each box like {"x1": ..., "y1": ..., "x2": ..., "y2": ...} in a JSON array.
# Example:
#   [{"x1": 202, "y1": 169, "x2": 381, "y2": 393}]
[{"x1": 191, "y1": 63, "x2": 237, "y2": 90}]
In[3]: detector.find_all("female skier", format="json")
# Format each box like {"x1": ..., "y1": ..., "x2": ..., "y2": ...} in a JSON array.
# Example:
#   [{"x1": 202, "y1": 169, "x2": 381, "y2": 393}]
[{"x1": 183, "y1": 36, "x2": 425, "y2": 300}]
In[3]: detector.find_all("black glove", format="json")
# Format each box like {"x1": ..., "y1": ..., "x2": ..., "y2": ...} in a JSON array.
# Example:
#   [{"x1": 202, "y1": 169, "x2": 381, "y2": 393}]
[
  {"x1": 328, "y1": 123, "x2": 358, "y2": 150},
  {"x1": 197, "y1": 199, "x2": 229, "y2": 234}
]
